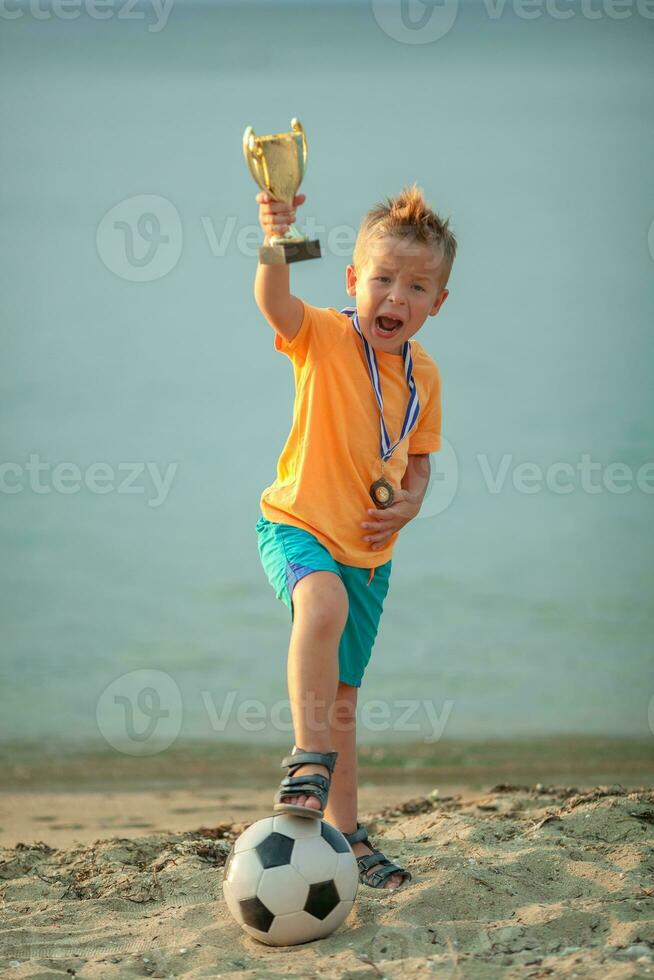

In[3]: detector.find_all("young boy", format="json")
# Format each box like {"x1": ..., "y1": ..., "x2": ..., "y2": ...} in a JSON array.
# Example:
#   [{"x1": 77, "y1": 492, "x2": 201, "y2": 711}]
[{"x1": 254, "y1": 185, "x2": 456, "y2": 890}]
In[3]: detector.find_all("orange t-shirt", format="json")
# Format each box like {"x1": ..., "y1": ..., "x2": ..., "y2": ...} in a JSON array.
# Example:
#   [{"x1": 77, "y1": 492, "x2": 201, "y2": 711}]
[{"x1": 260, "y1": 302, "x2": 442, "y2": 568}]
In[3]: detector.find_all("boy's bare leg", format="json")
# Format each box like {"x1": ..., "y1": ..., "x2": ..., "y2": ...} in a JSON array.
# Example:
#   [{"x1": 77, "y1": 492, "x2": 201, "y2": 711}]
[
  {"x1": 278, "y1": 574, "x2": 403, "y2": 889},
  {"x1": 279, "y1": 571, "x2": 349, "y2": 812},
  {"x1": 322, "y1": 681, "x2": 359, "y2": 829},
  {"x1": 324, "y1": 680, "x2": 404, "y2": 889}
]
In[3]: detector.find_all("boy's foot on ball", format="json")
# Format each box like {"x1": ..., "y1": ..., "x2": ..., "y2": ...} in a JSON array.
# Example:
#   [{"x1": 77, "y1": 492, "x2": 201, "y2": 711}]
[
  {"x1": 349, "y1": 840, "x2": 405, "y2": 889},
  {"x1": 279, "y1": 763, "x2": 330, "y2": 810}
]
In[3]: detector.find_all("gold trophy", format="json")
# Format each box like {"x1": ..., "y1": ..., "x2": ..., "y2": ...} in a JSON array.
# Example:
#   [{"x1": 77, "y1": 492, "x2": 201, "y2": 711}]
[{"x1": 243, "y1": 117, "x2": 321, "y2": 265}]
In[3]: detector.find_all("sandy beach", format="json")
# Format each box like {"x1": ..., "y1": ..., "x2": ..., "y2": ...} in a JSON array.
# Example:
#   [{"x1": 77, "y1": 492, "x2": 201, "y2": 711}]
[{"x1": 1, "y1": 739, "x2": 653, "y2": 978}]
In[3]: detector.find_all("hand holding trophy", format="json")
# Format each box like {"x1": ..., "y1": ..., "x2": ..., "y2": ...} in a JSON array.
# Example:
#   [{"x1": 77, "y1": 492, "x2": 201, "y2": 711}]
[{"x1": 243, "y1": 118, "x2": 321, "y2": 265}]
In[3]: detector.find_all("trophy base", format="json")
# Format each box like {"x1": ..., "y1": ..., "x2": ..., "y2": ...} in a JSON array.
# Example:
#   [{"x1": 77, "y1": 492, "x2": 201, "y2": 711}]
[{"x1": 259, "y1": 239, "x2": 321, "y2": 265}]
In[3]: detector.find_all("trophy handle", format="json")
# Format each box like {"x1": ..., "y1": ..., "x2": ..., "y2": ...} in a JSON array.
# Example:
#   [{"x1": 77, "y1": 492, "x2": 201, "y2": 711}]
[
  {"x1": 243, "y1": 126, "x2": 262, "y2": 159},
  {"x1": 291, "y1": 117, "x2": 308, "y2": 171},
  {"x1": 243, "y1": 125, "x2": 273, "y2": 195}
]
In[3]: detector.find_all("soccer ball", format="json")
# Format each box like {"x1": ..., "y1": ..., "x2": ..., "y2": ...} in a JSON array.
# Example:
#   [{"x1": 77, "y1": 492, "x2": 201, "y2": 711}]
[{"x1": 222, "y1": 813, "x2": 359, "y2": 946}]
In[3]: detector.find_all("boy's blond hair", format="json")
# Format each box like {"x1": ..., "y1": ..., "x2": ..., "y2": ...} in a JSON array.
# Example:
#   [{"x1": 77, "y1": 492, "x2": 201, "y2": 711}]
[{"x1": 353, "y1": 184, "x2": 457, "y2": 287}]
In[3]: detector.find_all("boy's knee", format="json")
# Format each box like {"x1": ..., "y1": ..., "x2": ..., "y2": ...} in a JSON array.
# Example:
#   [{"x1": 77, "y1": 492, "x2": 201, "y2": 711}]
[{"x1": 291, "y1": 570, "x2": 349, "y2": 637}]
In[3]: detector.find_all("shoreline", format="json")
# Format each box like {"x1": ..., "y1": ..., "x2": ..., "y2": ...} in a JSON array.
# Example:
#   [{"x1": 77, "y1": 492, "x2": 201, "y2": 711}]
[
  {"x1": 2, "y1": 735, "x2": 651, "y2": 793},
  {"x1": 1, "y1": 735, "x2": 651, "y2": 851}
]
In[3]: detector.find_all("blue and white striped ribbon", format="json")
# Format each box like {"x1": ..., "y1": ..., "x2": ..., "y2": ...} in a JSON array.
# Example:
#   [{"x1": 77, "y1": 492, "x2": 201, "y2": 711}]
[{"x1": 340, "y1": 306, "x2": 420, "y2": 462}]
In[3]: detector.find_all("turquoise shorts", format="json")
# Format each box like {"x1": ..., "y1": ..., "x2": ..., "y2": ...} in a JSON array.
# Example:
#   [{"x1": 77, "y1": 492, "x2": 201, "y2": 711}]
[{"x1": 255, "y1": 515, "x2": 392, "y2": 688}]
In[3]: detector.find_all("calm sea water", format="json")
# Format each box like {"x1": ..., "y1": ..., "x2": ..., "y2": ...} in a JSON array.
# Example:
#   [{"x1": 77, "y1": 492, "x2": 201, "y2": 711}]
[{"x1": 1, "y1": 1, "x2": 653, "y2": 748}]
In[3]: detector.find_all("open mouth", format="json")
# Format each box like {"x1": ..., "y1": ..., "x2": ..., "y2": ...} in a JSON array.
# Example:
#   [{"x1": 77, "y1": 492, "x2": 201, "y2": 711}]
[{"x1": 373, "y1": 315, "x2": 403, "y2": 337}]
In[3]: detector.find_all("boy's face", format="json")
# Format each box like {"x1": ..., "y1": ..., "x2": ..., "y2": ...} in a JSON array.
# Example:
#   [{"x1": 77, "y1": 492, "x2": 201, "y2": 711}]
[{"x1": 346, "y1": 236, "x2": 449, "y2": 355}]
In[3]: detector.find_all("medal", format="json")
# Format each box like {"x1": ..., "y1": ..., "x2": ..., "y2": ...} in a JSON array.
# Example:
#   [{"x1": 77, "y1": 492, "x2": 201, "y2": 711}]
[
  {"x1": 370, "y1": 476, "x2": 395, "y2": 508},
  {"x1": 340, "y1": 307, "x2": 420, "y2": 509}
]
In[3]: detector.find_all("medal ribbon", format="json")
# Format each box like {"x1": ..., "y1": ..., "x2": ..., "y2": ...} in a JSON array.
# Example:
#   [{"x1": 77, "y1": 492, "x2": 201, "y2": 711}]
[{"x1": 340, "y1": 307, "x2": 420, "y2": 462}]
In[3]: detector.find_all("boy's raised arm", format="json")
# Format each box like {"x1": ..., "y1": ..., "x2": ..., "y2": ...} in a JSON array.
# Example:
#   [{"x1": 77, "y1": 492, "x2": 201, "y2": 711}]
[{"x1": 254, "y1": 191, "x2": 305, "y2": 343}]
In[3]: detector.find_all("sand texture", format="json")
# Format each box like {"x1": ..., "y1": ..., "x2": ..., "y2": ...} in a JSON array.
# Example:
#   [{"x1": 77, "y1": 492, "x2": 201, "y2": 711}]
[{"x1": 1, "y1": 784, "x2": 653, "y2": 978}]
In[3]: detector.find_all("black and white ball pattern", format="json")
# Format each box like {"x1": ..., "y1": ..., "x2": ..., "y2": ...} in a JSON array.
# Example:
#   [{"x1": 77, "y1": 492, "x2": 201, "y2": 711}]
[{"x1": 222, "y1": 814, "x2": 359, "y2": 946}]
